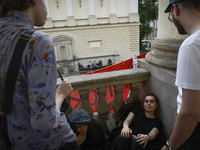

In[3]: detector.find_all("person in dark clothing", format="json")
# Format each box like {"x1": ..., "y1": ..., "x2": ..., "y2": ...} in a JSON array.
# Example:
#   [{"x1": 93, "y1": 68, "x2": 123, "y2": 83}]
[
  {"x1": 108, "y1": 59, "x2": 112, "y2": 65},
  {"x1": 112, "y1": 93, "x2": 162, "y2": 150},
  {"x1": 98, "y1": 60, "x2": 103, "y2": 68},
  {"x1": 78, "y1": 63, "x2": 84, "y2": 68},
  {"x1": 68, "y1": 108, "x2": 109, "y2": 150}
]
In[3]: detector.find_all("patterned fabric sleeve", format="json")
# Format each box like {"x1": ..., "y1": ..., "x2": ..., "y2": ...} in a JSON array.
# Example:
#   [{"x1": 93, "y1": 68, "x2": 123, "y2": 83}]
[{"x1": 26, "y1": 34, "x2": 59, "y2": 136}]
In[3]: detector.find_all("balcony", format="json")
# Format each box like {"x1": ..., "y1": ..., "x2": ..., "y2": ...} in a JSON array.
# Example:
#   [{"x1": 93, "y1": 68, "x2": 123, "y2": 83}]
[
  {"x1": 57, "y1": 68, "x2": 150, "y2": 134},
  {"x1": 57, "y1": 59, "x2": 178, "y2": 139}
]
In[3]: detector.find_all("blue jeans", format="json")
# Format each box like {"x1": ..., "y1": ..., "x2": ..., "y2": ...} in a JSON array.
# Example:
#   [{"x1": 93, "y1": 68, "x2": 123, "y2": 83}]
[
  {"x1": 178, "y1": 122, "x2": 200, "y2": 150},
  {"x1": 112, "y1": 134, "x2": 147, "y2": 150}
]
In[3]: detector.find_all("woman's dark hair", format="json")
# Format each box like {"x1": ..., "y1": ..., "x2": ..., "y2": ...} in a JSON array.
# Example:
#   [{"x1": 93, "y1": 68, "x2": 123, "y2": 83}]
[
  {"x1": 0, "y1": 0, "x2": 34, "y2": 18},
  {"x1": 70, "y1": 120, "x2": 104, "y2": 149},
  {"x1": 143, "y1": 92, "x2": 159, "y2": 105}
]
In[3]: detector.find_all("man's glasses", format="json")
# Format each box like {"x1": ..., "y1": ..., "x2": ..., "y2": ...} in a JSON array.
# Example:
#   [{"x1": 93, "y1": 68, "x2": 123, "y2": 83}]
[
  {"x1": 168, "y1": 12, "x2": 173, "y2": 22},
  {"x1": 168, "y1": 4, "x2": 178, "y2": 22}
]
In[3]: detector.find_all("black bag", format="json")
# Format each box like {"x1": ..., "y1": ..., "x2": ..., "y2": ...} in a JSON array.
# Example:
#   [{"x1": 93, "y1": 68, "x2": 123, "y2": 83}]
[
  {"x1": 119, "y1": 100, "x2": 141, "y2": 122},
  {"x1": 0, "y1": 30, "x2": 34, "y2": 147}
]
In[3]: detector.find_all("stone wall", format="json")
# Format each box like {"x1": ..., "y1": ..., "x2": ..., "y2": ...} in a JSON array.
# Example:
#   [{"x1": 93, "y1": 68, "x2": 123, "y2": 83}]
[{"x1": 37, "y1": 23, "x2": 140, "y2": 67}]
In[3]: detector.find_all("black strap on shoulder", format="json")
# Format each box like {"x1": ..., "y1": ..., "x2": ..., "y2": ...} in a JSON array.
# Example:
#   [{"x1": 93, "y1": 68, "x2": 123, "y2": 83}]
[{"x1": 2, "y1": 30, "x2": 34, "y2": 115}]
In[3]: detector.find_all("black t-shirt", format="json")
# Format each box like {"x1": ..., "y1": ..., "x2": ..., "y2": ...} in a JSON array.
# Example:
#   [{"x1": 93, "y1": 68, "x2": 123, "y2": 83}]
[{"x1": 130, "y1": 106, "x2": 162, "y2": 135}]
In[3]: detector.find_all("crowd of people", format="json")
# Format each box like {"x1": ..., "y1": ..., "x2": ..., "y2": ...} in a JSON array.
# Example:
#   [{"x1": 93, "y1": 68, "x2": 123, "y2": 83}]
[
  {"x1": 78, "y1": 60, "x2": 105, "y2": 71},
  {"x1": 1, "y1": 0, "x2": 200, "y2": 150}
]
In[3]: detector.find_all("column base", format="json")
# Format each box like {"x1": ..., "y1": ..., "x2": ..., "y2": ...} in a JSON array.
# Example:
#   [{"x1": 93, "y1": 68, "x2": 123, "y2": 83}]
[
  {"x1": 145, "y1": 38, "x2": 184, "y2": 69},
  {"x1": 67, "y1": 16, "x2": 76, "y2": 27},
  {"x1": 89, "y1": 15, "x2": 97, "y2": 25},
  {"x1": 109, "y1": 14, "x2": 118, "y2": 24},
  {"x1": 129, "y1": 13, "x2": 140, "y2": 23}
]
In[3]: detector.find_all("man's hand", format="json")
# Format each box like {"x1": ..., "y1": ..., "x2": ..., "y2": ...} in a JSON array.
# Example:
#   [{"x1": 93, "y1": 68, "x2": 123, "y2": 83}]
[{"x1": 75, "y1": 131, "x2": 86, "y2": 146}]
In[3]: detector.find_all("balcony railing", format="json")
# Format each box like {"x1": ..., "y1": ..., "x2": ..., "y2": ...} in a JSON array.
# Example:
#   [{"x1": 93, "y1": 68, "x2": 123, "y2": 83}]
[{"x1": 57, "y1": 68, "x2": 150, "y2": 133}]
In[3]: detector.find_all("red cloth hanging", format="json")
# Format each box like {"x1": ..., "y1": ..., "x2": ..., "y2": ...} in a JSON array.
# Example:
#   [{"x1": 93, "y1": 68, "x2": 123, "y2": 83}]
[
  {"x1": 88, "y1": 88, "x2": 99, "y2": 113},
  {"x1": 70, "y1": 57, "x2": 139, "y2": 113},
  {"x1": 81, "y1": 57, "x2": 133, "y2": 75},
  {"x1": 70, "y1": 91, "x2": 82, "y2": 110},
  {"x1": 106, "y1": 86, "x2": 115, "y2": 112},
  {"x1": 123, "y1": 84, "x2": 131, "y2": 102}
]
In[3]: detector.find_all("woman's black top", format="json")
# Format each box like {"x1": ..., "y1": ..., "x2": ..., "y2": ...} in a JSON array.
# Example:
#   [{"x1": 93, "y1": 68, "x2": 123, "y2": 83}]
[{"x1": 130, "y1": 106, "x2": 162, "y2": 135}]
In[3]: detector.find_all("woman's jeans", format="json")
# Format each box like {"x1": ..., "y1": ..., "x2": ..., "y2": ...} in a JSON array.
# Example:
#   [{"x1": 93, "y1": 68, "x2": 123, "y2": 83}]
[{"x1": 112, "y1": 134, "x2": 147, "y2": 150}]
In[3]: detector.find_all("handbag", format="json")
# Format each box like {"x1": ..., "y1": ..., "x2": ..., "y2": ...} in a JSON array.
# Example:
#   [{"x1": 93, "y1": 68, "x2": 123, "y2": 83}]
[
  {"x1": 0, "y1": 30, "x2": 34, "y2": 146},
  {"x1": 119, "y1": 100, "x2": 141, "y2": 122}
]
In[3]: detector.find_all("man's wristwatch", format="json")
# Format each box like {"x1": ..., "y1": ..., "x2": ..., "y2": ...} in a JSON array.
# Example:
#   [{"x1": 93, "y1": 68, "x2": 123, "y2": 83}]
[
  {"x1": 147, "y1": 134, "x2": 151, "y2": 141},
  {"x1": 166, "y1": 140, "x2": 172, "y2": 150}
]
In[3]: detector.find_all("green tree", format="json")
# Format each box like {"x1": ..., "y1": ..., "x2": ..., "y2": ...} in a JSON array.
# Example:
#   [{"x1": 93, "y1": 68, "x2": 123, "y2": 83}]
[{"x1": 139, "y1": 0, "x2": 158, "y2": 53}]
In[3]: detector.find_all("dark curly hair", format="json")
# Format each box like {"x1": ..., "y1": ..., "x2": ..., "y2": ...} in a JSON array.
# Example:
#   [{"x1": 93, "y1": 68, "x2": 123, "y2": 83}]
[{"x1": 0, "y1": 0, "x2": 35, "y2": 18}]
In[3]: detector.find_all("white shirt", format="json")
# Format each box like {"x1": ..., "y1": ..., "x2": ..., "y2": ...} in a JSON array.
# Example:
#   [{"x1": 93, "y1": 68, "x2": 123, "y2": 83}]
[{"x1": 175, "y1": 29, "x2": 200, "y2": 113}]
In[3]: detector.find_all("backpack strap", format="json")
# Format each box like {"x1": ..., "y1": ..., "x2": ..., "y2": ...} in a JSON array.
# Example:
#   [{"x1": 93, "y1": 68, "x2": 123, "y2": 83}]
[{"x1": 2, "y1": 30, "x2": 34, "y2": 115}]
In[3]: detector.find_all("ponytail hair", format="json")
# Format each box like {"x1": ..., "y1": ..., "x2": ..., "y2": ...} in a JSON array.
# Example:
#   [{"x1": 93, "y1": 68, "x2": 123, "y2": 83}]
[{"x1": 0, "y1": 0, "x2": 34, "y2": 18}]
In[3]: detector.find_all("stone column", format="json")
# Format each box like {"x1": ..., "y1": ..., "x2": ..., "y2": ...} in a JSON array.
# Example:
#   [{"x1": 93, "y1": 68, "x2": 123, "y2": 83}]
[
  {"x1": 97, "y1": 87, "x2": 111, "y2": 133},
  {"x1": 54, "y1": 46, "x2": 58, "y2": 61},
  {"x1": 145, "y1": 0, "x2": 188, "y2": 69},
  {"x1": 56, "y1": 45, "x2": 61, "y2": 61},
  {"x1": 114, "y1": 84, "x2": 124, "y2": 122},
  {"x1": 44, "y1": 0, "x2": 53, "y2": 28},
  {"x1": 79, "y1": 90, "x2": 93, "y2": 116},
  {"x1": 64, "y1": 44, "x2": 70, "y2": 60},
  {"x1": 88, "y1": 0, "x2": 97, "y2": 25},
  {"x1": 68, "y1": 43, "x2": 73, "y2": 60},
  {"x1": 109, "y1": 0, "x2": 118, "y2": 24},
  {"x1": 129, "y1": 0, "x2": 140, "y2": 23},
  {"x1": 98, "y1": 87, "x2": 110, "y2": 116},
  {"x1": 66, "y1": 0, "x2": 76, "y2": 26}
]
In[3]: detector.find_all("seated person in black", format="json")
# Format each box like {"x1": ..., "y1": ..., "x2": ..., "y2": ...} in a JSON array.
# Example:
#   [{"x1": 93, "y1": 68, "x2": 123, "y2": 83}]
[
  {"x1": 68, "y1": 108, "x2": 109, "y2": 150},
  {"x1": 112, "y1": 93, "x2": 162, "y2": 150},
  {"x1": 108, "y1": 59, "x2": 112, "y2": 65}
]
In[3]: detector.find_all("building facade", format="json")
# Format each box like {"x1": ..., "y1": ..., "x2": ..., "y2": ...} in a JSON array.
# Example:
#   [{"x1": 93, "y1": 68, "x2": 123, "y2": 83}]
[{"x1": 36, "y1": 0, "x2": 140, "y2": 73}]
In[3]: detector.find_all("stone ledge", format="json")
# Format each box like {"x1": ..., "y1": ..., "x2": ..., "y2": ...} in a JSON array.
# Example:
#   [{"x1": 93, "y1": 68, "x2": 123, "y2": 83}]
[{"x1": 57, "y1": 68, "x2": 150, "y2": 91}]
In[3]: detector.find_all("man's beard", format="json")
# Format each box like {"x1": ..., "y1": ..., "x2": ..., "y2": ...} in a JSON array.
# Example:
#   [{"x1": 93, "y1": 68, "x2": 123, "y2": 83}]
[{"x1": 172, "y1": 14, "x2": 187, "y2": 35}]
